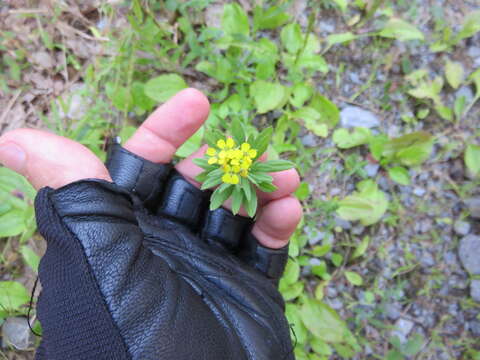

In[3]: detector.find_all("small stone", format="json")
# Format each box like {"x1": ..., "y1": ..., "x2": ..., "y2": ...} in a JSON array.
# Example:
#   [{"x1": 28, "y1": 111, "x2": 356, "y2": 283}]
[
  {"x1": 471, "y1": 280, "x2": 480, "y2": 302},
  {"x1": 340, "y1": 106, "x2": 380, "y2": 128},
  {"x1": 458, "y1": 235, "x2": 480, "y2": 275},
  {"x1": 1, "y1": 317, "x2": 34, "y2": 350},
  {"x1": 309, "y1": 258, "x2": 322, "y2": 266},
  {"x1": 420, "y1": 251, "x2": 435, "y2": 267},
  {"x1": 330, "y1": 187, "x2": 341, "y2": 196},
  {"x1": 453, "y1": 220, "x2": 471, "y2": 236},
  {"x1": 413, "y1": 187, "x2": 426, "y2": 197},
  {"x1": 335, "y1": 216, "x2": 352, "y2": 230},
  {"x1": 469, "y1": 320, "x2": 480, "y2": 336},
  {"x1": 204, "y1": 4, "x2": 223, "y2": 28},
  {"x1": 364, "y1": 163, "x2": 380, "y2": 177},
  {"x1": 392, "y1": 318, "x2": 414, "y2": 343},
  {"x1": 465, "y1": 197, "x2": 480, "y2": 219},
  {"x1": 385, "y1": 302, "x2": 402, "y2": 320},
  {"x1": 455, "y1": 86, "x2": 474, "y2": 104},
  {"x1": 31, "y1": 51, "x2": 54, "y2": 69},
  {"x1": 301, "y1": 133, "x2": 318, "y2": 147}
]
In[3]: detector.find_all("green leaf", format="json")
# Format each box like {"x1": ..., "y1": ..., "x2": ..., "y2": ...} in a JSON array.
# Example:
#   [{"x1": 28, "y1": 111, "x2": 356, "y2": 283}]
[
  {"x1": 337, "y1": 179, "x2": 388, "y2": 226},
  {"x1": 240, "y1": 177, "x2": 252, "y2": 202},
  {"x1": 311, "y1": 338, "x2": 333, "y2": 356},
  {"x1": 290, "y1": 83, "x2": 314, "y2": 108},
  {"x1": 248, "y1": 172, "x2": 274, "y2": 184},
  {"x1": 465, "y1": 144, "x2": 480, "y2": 178},
  {"x1": 0, "y1": 209, "x2": 27, "y2": 238},
  {"x1": 326, "y1": 32, "x2": 357, "y2": 46},
  {"x1": 352, "y1": 236, "x2": 370, "y2": 259},
  {"x1": 209, "y1": 185, "x2": 234, "y2": 211},
  {"x1": 0, "y1": 281, "x2": 30, "y2": 311},
  {"x1": 20, "y1": 245, "x2": 40, "y2": 273},
  {"x1": 231, "y1": 187, "x2": 243, "y2": 215},
  {"x1": 280, "y1": 23, "x2": 303, "y2": 54},
  {"x1": 280, "y1": 281, "x2": 304, "y2": 301},
  {"x1": 294, "y1": 182, "x2": 310, "y2": 200},
  {"x1": 253, "y1": 5, "x2": 289, "y2": 31},
  {"x1": 222, "y1": 3, "x2": 249, "y2": 37},
  {"x1": 382, "y1": 131, "x2": 434, "y2": 166},
  {"x1": 144, "y1": 74, "x2": 188, "y2": 103},
  {"x1": 445, "y1": 60, "x2": 464, "y2": 89},
  {"x1": 345, "y1": 271, "x2": 363, "y2": 286},
  {"x1": 310, "y1": 94, "x2": 340, "y2": 128},
  {"x1": 402, "y1": 333, "x2": 425, "y2": 356},
  {"x1": 105, "y1": 83, "x2": 132, "y2": 111},
  {"x1": 176, "y1": 126, "x2": 204, "y2": 158},
  {"x1": 250, "y1": 80, "x2": 287, "y2": 114},
  {"x1": 456, "y1": 10, "x2": 480, "y2": 40},
  {"x1": 201, "y1": 169, "x2": 224, "y2": 190},
  {"x1": 245, "y1": 187, "x2": 258, "y2": 218},
  {"x1": 252, "y1": 160, "x2": 295, "y2": 172},
  {"x1": 285, "y1": 304, "x2": 308, "y2": 345},
  {"x1": 331, "y1": 0, "x2": 348, "y2": 12},
  {"x1": 257, "y1": 181, "x2": 277, "y2": 192},
  {"x1": 292, "y1": 107, "x2": 328, "y2": 137},
  {"x1": 332, "y1": 127, "x2": 372, "y2": 149},
  {"x1": 312, "y1": 244, "x2": 332, "y2": 257},
  {"x1": 192, "y1": 158, "x2": 215, "y2": 170},
  {"x1": 280, "y1": 259, "x2": 300, "y2": 285},
  {"x1": 0, "y1": 168, "x2": 36, "y2": 200},
  {"x1": 379, "y1": 18, "x2": 424, "y2": 41},
  {"x1": 300, "y1": 298, "x2": 351, "y2": 343},
  {"x1": 388, "y1": 166, "x2": 411, "y2": 185},
  {"x1": 331, "y1": 253, "x2": 343, "y2": 267},
  {"x1": 251, "y1": 126, "x2": 273, "y2": 159},
  {"x1": 230, "y1": 119, "x2": 246, "y2": 145}
]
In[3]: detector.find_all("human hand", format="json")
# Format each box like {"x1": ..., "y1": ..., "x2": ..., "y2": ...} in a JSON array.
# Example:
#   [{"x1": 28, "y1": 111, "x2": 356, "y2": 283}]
[{"x1": 0, "y1": 89, "x2": 302, "y2": 359}]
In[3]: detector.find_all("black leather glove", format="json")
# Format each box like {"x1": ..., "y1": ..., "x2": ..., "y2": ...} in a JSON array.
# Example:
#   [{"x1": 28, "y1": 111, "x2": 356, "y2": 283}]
[{"x1": 34, "y1": 143, "x2": 294, "y2": 360}]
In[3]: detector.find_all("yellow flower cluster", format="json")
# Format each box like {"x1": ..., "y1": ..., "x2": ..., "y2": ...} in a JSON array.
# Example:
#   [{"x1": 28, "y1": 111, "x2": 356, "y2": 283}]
[{"x1": 206, "y1": 138, "x2": 257, "y2": 184}]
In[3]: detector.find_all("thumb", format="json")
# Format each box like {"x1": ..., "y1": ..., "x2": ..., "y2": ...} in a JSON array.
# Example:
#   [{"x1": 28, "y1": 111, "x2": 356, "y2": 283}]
[{"x1": 0, "y1": 128, "x2": 111, "y2": 190}]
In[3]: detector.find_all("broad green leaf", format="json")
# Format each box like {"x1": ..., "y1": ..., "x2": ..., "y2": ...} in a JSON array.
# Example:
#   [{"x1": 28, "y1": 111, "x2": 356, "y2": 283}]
[
  {"x1": 0, "y1": 281, "x2": 30, "y2": 311},
  {"x1": 280, "y1": 23, "x2": 303, "y2": 54},
  {"x1": 402, "y1": 333, "x2": 425, "y2": 356},
  {"x1": 445, "y1": 60, "x2": 464, "y2": 89},
  {"x1": 332, "y1": 128, "x2": 372, "y2": 149},
  {"x1": 20, "y1": 245, "x2": 40, "y2": 273},
  {"x1": 222, "y1": 3, "x2": 249, "y2": 37},
  {"x1": 465, "y1": 144, "x2": 480, "y2": 178},
  {"x1": 144, "y1": 74, "x2": 187, "y2": 103},
  {"x1": 300, "y1": 298, "x2": 350, "y2": 343},
  {"x1": 176, "y1": 126, "x2": 204, "y2": 158},
  {"x1": 292, "y1": 107, "x2": 328, "y2": 137},
  {"x1": 280, "y1": 281, "x2": 304, "y2": 301},
  {"x1": 337, "y1": 179, "x2": 388, "y2": 226},
  {"x1": 345, "y1": 271, "x2": 363, "y2": 286},
  {"x1": 312, "y1": 244, "x2": 332, "y2": 257},
  {"x1": 310, "y1": 94, "x2": 340, "y2": 128},
  {"x1": 388, "y1": 166, "x2": 411, "y2": 185},
  {"x1": 326, "y1": 32, "x2": 357, "y2": 46},
  {"x1": 250, "y1": 80, "x2": 287, "y2": 114},
  {"x1": 331, "y1": 253, "x2": 343, "y2": 267},
  {"x1": 285, "y1": 304, "x2": 308, "y2": 345},
  {"x1": 331, "y1": 0, "x2": 348, "y2": 12},
  {"x1": 352, "y1": 236, "x2": 370, "y2": 259},
  {"x1": 0, "y1": 209, "x2": 27, "y2": 237},
  {"x1": 457, "y1": 10, "x2": 480, "y2": 40},
  {"x1": 0, "y1": 167, "x2": 36, "y2": 200},
  {"x1": 290, "y1": 83, "x2": 314, "y2": 108},
  {"x1": 105, "y1": 83, "x2": 132, "y2": 111},
  {"x1": 196, "y1": 58, "x2": 234, "y2": 84},
  {"x1": 281, "y1": 259, "x2": 300, "y2": 285},
  {"x1": 296, "y1": 54, "x2": 329, "y2": 74},
  {"x1": 131, "y1": 81, "x2": 156, "y2": 111},
  {"x1": 253, "y1": 5, "x2": 289, "y2": 30},
  {"x1": 295, "y1": 182, "x2": 310, "y2": 201},
  {"x1": 382, "y1": 131, "x2": 434, "y2": 166},
  {"x1": 311, "y1": 338, "x2": 333, "y2": 356},
  {"x1": 379, "y1": 18, "x2": 424, "y2": 41}
]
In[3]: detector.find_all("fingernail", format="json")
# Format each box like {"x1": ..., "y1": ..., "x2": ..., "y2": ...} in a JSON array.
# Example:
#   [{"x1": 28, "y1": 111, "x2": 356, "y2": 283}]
[{"x1": 0, "y1": 142, "x2": 26, "y2": 173}]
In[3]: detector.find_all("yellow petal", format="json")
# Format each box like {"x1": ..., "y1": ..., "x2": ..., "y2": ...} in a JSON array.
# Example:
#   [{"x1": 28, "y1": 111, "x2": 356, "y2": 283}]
[
  {"x1": 231, "y1": 174, "x2": 239, "y2": 184},
  {"x1": 248, "y1": 149, "x2": 257, "y2": 158},
  {"x1": 208, "y1": 157, "x2": 218, "y2": 164},
  {"x1": 218, "y1": 150, "x2": 227, "y2": 159},
  {"x1": 217, "y1": 139, "x2": 226, "y2": 149},
  {"x1": 233, "y1": 149, "x2": 243, "y2": 159},
  {"x1": 241, "y1": 143, "x2": 251, "y2": 152},
  {"x1": 241, "y1": 170, "x2": 248, "y2": 177},
  {"x1": 226, "y1": 150, "x2": 235, "y2": 158},
  {"x1": 232, "y1": 165, "x2": 241, "y2": 173},
  {"x1": 222, "y1": 173, "x2": 231, "y2": 184},
  {"x1": 226, "y1": 137, "x2": 235, "y2": 148},
  {"x1": 224, "y1": 164, "x2": 231, "y2": 172},
  {"x1": 218, "y1": 158, "x2": 225, "y2": 165},
  {"x1": 230, "y1": 159, "x2": 239, "y2": 166},
  {"x1": 206, "y1": 147, "x2": 217, "y2": 156}
]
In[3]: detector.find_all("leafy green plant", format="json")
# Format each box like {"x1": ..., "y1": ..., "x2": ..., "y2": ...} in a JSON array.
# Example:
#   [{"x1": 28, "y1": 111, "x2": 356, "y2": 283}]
[{"x1": 194, "y1": 123, "x2": 294, "y2": 217}]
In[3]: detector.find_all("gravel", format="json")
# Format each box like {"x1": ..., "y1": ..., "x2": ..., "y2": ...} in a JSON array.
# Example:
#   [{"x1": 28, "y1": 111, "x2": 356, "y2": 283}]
[
  {"x1": 470, "y1": 280, "x2": 480, "y2": 302},
  {"x1": 458, "y1": 235, "x2": 480, "y2": 275},
  {"x1": 465, "y1": 197, "x2": 480, "y2": 219},
  {"x1": 392, "y1": 318, "x2": 414, "y2": 343},
  {"x1": 453, "y1": 220, "x2": 471, "y2": 236},
  {"x1": 1, "y1": 317, "x2": 34, "y2": 350}
]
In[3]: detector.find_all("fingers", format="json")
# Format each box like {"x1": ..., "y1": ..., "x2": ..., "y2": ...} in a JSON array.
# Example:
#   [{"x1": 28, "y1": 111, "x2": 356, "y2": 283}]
[
  {"x1": 124, "y1": 88, "x2": 210, "y2": 163},
  {"x1": 0, "y1": 129, "x2": 110, "y2": 190},
  {"x1": 251, "y1": 196, "x2": 303, "y2": 249},
  {"x1": 176, "y1": 147, "x2": 302, "y2": 249}
]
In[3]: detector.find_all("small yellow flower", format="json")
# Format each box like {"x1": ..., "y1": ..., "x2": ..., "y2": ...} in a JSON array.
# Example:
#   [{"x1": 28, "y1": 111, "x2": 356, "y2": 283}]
[
  {"x1": 218, "y1": 150, "x2": 227, "y2": 159},
  {"x1": 208, "y1": 157, "x2": 218, "y2": 164},
  {"x1": 248, "y1": 149, "x2": 257, "y2": 158},
  {"x1": 232, "y1": 165, "x2": 241, "y2": 173},
  {"x1": 217, "y1": 139, "x2": 226, "y2": 149},
  {"x1": 241, "y1": 169, "x2": 249, "y2": 177},
  {"x1": 241, "y1": 143, "x2": 250, "y2": 152},
  {"x1": 230, "y1": 174, "x2": 239, "y2": 184},
  {"x1": 226, "y1": 137, "x2": 235, "y2": 149}
]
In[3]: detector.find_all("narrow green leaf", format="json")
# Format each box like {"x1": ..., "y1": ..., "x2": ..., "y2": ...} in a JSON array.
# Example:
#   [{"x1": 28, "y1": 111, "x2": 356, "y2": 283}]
[
  {"x1": 240, "y1": 177, "x2": 252, "y2": 202},
  {"x1": 352, "y1": 236, "x2": 370, "y2": 259},
  {"x1": 326, "y1": 32, "x2": 357, "y2": 46},
  {"x1": 388, "y1": 166, "x2": 411, "y2": 185},
  {"x1": 231, "y1": 187, "x2": 243, "y2": 215},
  {"x1": 379, "y1": 18, "x2": 424, "y2": 41},
  {"x1": 252, "y1": 160, "x2": 295, "y2": 172},
  {"x1": 231, "y1": 119, "x2": 246, "y2": 145},
  {"x1": 20, "y1": 245, "x2": 40, "y2": 273},
  {"x1": 465, "y1": 144, "x2": 480, "y2": 177},
  {"x1": 257, "y1": 182, "x2": 278, "y2": 193},
  {"x1": 248, "y1": 172, "x2": 274, "y2": 184},
  {"x1": 252, "y1": 126, "x2": 273, "y2": 159},
  {"x1": 209, "y1": 185, "x2": 234, "y2": 211},
  {"x1": 245, "y1": 188, "x2": 258, "y2": 218},
  {"x1": 445, "y1": 60, "x2": 464, "y2": 89}
]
